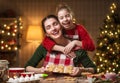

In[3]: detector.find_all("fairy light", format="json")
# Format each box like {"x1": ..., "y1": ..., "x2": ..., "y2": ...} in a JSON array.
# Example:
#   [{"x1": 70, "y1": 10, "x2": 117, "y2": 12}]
[
  {"x1": 112, "y1": 52, "x2": 115, "y2": 54},
  {"x1": 19, "y1": 17, "x2": 22, "y2": 21},
  {"x1": 110, "y1": 48, "x2": 113, "y2": 51},
  {"x1": 96, "y1": 52, "x2": 100, "y2": 56},
  {"x1": 104, "y1": 60, "x2": 107, "y2": 63},
  {"x1": 20, "y1": 26, "x2": 23, "y2": 29},
  {"x1": 14, "y1": 29, "x2": 17, "y2": 32},
  {"x1": 14, "y1": 25, "x2": 17, "y2": 28},
  {"x1": 113, "y1": 69, "x2": 115, "y2": 71},
  {"x1": 105, "y1": 30, "x2": 107, "y2": 33},
  {"x1": 100, "y1": 58, "x2": 102, "y2": 61},
  {"x1": 106, "y1": 70, "x2": 109, "y2": 73},
  {"x1": 107, "y1": 46, "x2": 110, "y2": 50},
  {"x1": 109, "y1": 67, "x2": 111, "y2": 70},
  {"x1": 1, "y1": 46, "x2": 4, "y2": 50},
  {"x1": 14, "y1": 20, "x2": 17, "y2": 23},
  {"x1": 5, "y1": 44, "x2": 8, "y2": 48},
  {"x1": 111, "y1": 24, "x2": 114, "y2": 27},
  {"x1": 8, "y1": 47, "x2": 11, "y2": 50},
  {"x1": 12, "y1": 33, "x2": 16, "y2": 36},
  {"x1": 101, "y1": 31, "x2": 104, "y2": 34},
  {"x1": 107, "y1": 15, "x2": 110, "y2": 19},
  {"x1": 102, "y1": 53, "x2": 105, "y2": 56},
  {"x1": 7, "y1": 32, "x2": 10, "y2": 35},
  {"x1": 105, "y1": 25, "x2": 108, "y2": 28},
  {"x1": 14, "y1": 47, "x2": 18, "y2": 50},
  {"x1": 97, "y1": 68, "x2": 100, "y2": 72},
  {"x1": 111, "y1": 10, "x2": 114, "y2": 13},
  {"x1": 4, "y1": 24, "x2": 7, "y2": 27},
  {"x1": 115, "y1": 32, "x2": 117, "y2": 35},
  {"x1": 116, "y1": 65, "x2": 118, "y2": 67},
  {"x1": 1, "y1": 41, "x2": 4, "y2": 44},
  {"x1": 7, "y1": 26, "x2": 10, "y2": 30},
  {"x1": 112, "y1": 62, "x2": 115, "y2": 65},
  {"x1": 100, "y1": 64, "x2": 103, "y2": 67},
  {"x1": 99, "y1": 42, "x2": 103, "y2": 46},
  {"x1": 2, "y1": 30, "x2": 5, "y2": 34}
]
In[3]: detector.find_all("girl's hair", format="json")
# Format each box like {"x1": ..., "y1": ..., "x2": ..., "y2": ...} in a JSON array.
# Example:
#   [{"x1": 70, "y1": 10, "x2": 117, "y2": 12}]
[
  {"x1": 41, "y1": 14, "x2": 59, "y2": 33},
  {"x1": 55, "y1": 3, "x2": 76, "y2": 23},
  {"x1": 55, "y1": 3, "x2": 74, "y2": 16}
]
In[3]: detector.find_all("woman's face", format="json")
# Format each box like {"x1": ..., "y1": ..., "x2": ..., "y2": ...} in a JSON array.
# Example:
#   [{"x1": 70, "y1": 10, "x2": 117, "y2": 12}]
[
  {"x1": 57, "y1": 9, "x2": 73, "y2": 30},
  {"x1": 44, "y1": 18, "x2": 62, "y2": 40}
]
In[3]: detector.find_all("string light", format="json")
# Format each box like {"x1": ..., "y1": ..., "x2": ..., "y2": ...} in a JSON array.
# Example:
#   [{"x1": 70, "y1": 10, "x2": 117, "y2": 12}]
[
  {"x1": 20, "y1": 26, "x2": 23, "y2": 29},
  {"x1": 97, "y1": 68, "x2": 100, "y2": 72},
  {"x1": 2, "y1": 30, "x2": 5, "y2": 34},
  {"x1": 5, "y1": 45, "x2": 8, "y2": 48},
  {"x1": 8, "y1": 47, "x2": 11, "y2": 50},
  {"x1": 107, "y1": 15, "x2": 110, "y2": 19},
  {"x1": 7, "y1": 32, "x2": 10, "y2": 35},
  {"x1": 1, "y1": 46, "x2": 4, "y2": 50},
  {"x1": 14, "y1": 47, "x2": 18, "y2": 50},
  {"x1": 12, "y1": 33, "x2": 16, "y2": 36},
  {"x1": 0, "y1": 17, "x2": 23, "y2": 52},
  {"x1": 4, "y1": 24, "x2": 7, "y2": 27},
  {"x1": 113, "y1": 69, "x2": 115, "y2": 71},
  {"x1": 7, "y1": 26, "x2": 10, "y2": 30},
  {"x1": 1, "y1": 41, "x2": 4, "y2": 44},
  {"x1": 104, "y1": 60, "x2": 107, "y2": 63}
]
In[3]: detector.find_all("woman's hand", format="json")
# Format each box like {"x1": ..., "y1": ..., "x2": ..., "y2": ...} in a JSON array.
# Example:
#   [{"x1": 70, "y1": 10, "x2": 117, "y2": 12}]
[
  {"x1": 70, "y1": 67, "x2": 81, "y2": 76},
  {"x1": 66, "y1": 52, "x2": 76, "y2": 58},
  {"x1": 40, "y1": 67, "x2": 46, "y2": 73}
]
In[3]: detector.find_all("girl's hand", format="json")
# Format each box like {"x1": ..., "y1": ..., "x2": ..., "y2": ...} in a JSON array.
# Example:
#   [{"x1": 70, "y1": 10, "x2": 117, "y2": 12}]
[
  {"x1": 64, "y1": 40, "x2": 76, "y2": 54},
  {"x1": 70, "y1": 67, "x2": 81, "y2": 76}
]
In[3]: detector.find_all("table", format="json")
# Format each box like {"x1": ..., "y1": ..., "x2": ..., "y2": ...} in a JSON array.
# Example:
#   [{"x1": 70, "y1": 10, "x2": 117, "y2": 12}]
[{"x1": 39, "y1": 74, "x2": 89, "y2": 83}]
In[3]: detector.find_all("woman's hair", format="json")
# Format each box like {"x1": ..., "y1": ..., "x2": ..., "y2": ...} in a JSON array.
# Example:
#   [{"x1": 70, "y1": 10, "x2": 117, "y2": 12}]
[
  {"x1": 41, "y1": 14, "x2": 59, "y2": 33},
  {"x1": 55, "y1": 3, "x2": 74, "y2": 16}
]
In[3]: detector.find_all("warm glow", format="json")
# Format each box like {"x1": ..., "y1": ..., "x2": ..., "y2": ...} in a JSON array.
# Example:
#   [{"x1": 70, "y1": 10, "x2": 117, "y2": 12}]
[{"x1": 26, "y1": 25, "x2": 44, "y2": 42}]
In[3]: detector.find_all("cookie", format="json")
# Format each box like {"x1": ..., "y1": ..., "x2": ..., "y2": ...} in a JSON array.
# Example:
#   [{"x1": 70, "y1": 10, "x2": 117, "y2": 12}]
[{"x1": 64, "y1": 65, "x2": 73, "y2": 74}]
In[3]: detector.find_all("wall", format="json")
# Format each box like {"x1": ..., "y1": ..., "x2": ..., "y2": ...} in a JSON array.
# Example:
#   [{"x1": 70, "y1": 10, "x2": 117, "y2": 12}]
[{"x1": 0, "y1": 0, "x2": 119, "y2": 67}]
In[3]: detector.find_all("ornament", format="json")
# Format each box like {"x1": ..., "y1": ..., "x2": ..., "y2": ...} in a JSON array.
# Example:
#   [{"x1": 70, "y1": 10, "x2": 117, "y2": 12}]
[{"x1": 8, "y1": 39, "x2": 16, "y2": 45}]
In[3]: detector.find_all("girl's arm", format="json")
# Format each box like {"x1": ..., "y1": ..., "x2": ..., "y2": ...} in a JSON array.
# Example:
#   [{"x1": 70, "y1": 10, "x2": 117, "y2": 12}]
[
  {"x1": 64, "y1": 40, "x2": 82, "y2": 54},
  {"x1": 42, "y1": 36, "x2": 65, "y2": 53},
  {"x1": 63, "y1": 25, "x2": 95, "y2": 54},
  {"x1": 78, "y1": 25, "x2": 95, "y2": 51}
]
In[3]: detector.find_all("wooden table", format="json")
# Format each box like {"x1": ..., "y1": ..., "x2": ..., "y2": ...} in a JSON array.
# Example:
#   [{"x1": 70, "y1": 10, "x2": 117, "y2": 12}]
[{"x1": 39, "y1": 74, "x2": 88, "y2": 83}]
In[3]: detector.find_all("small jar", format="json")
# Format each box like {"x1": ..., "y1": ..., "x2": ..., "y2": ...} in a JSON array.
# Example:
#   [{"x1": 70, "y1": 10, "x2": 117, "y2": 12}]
[{"x1": 0, "y1": 60, "x2": 9, "y2": 81}]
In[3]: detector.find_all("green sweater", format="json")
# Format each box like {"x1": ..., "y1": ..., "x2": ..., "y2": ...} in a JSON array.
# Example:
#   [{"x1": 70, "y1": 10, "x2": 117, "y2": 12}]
[{"x1": 25, "y1": 45, "x2": 97, "y2": 73}]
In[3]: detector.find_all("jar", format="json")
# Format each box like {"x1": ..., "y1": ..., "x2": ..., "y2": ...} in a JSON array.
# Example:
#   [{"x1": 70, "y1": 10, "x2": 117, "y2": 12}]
[
  {"x1": 0, "y1": 60, "x2": 9, "y2": 81},
  {"x1": 8, "y1": 68, "x2": 25, "y2": 78}
]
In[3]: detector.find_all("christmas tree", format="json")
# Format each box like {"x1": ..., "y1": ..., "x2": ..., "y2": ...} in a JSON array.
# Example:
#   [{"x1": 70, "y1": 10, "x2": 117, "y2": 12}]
[{"x1": 95, "y1": 3, "x2": 120, "y2": 74}]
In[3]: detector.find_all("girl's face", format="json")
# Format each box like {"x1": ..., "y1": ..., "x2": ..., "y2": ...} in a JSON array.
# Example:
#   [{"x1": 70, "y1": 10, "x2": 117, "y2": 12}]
[
  {"x1": 44, "y1": 18, "x2": 62, "y2": 40},
  {"x1": 57, "y1": 9, "x2": 73, "y2": 30}
]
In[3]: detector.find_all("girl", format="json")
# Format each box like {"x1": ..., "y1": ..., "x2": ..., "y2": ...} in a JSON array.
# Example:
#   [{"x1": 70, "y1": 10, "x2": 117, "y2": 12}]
[
  {"x1": 42, "y1": 4, "x2": 95, "y2": 56},
  {"x1": 25, "y1": 15, "x2": 96, "y2": 76}
]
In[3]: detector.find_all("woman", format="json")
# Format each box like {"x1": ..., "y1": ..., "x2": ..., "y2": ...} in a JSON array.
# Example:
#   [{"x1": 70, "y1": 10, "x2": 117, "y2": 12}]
[
  {"x1": 25, "y1": 15, "x2": 96, "y2": 76},
  {"x1": 42, "y1": 3, "x2": 95, "y2": 56}
]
